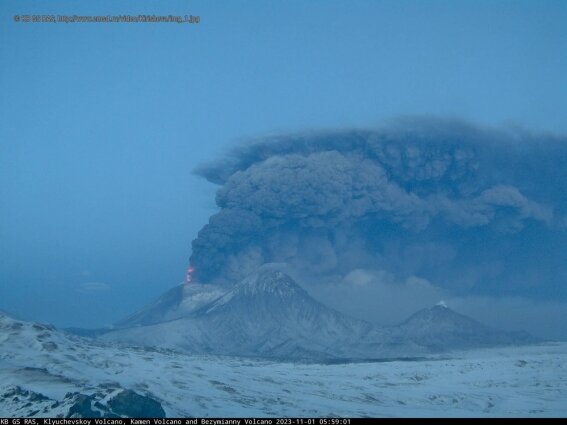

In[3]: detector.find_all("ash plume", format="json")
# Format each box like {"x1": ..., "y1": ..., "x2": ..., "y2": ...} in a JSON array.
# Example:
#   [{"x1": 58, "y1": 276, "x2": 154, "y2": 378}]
[{"x1": 190, "y1": 118, "x2": 567, "y2": 287}]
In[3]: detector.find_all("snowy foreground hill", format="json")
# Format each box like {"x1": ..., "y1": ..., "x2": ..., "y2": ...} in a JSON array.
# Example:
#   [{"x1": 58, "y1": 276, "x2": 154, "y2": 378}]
[
  {"x1": 1, "y1": 312, "x2": 566, "y2": 417},
  {"x1": 100, "y1": 268, "x2": 536, "y2": 360}
]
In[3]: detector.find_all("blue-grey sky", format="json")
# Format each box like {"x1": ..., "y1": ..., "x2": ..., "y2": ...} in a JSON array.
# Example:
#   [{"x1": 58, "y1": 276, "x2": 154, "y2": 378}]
[{"x1": 1, "y1": 1, "x2": 566, "y2": 336}]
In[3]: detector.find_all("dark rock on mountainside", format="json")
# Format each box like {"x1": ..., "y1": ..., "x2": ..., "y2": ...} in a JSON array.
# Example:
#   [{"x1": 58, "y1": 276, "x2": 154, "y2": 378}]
[
  {"x1": 64, "y1": 389, "x2": 165, "y2": 418},
  {"x1": 107, "y1": 389, "x2": 165, "y2": 418}
]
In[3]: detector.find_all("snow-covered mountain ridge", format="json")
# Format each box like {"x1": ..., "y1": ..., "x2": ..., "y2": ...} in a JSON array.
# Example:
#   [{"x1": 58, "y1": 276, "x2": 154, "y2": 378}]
[{"x1": 99, "y1": 268, "x2": 538, "y2": 360}]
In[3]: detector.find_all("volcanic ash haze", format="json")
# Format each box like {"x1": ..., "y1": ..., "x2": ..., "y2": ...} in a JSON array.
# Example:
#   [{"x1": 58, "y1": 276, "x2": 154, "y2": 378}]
[{"x1": 188, "y1": 118, "x2": 567, "y2": 334}]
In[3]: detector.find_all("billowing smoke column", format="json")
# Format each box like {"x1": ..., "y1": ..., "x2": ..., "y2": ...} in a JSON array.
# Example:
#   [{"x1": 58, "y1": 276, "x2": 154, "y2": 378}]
[{"x1": 190, "y1": 118, "x2": 567, "y2": 285}]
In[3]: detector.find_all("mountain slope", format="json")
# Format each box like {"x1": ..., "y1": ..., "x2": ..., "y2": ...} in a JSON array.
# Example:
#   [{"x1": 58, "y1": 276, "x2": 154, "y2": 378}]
[
  {"x1": 101, "y1": 268, "x2": 380, "y2": 359},
  {"x1": 0, "y1": 313, "x2": 167, "y2": 417},
  {"x1": 397, "y1": 303, "x2": 538, "y2": 350},
  {"x1": 101, "y1": 268, "x2": 537, "y2": 360},
  {"x1": 115, "y1": 282, "x2": 228, "y2": 328}
]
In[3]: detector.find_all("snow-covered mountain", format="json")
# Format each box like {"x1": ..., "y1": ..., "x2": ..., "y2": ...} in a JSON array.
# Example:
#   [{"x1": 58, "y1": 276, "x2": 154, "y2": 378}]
[
  {"x1": 1, "y1": 311, "x2": 566, "y2": 418},
  {"x1": 99, "y1": 267, "x2": 536, "y2": 360},
  {"x1": 101, "y1": 268, "x2": 381, "y2": 359},
  {"x1": 398, "y1": 303, "x2": 536, "y2": 351}
]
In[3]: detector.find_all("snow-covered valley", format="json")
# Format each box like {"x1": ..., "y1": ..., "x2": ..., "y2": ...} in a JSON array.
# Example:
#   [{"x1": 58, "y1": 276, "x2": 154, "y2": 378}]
[{"x1": 1, "y1": 312, "x2": 566, "y2": 418}]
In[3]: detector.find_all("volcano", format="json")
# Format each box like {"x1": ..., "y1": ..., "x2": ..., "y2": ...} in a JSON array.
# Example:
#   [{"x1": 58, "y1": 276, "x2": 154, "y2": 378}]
[{"x1": 100, "y1": 267, "x2": 537, "y2": 360}]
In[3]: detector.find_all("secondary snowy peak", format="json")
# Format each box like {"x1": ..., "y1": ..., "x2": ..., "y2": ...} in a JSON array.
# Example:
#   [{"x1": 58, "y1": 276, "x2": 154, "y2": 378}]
[
  {"x1": 401, "y1": 304, "x2": 483, "y2": 327},
  {"x1": 397, "y1": 304, "x2": 537, "y2": 350}
]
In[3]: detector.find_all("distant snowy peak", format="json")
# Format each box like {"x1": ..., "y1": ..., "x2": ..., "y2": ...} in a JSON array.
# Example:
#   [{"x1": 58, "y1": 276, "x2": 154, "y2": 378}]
[
  {"x1": 398, "y1": 304, "x2": 538, "y2": 350},
  {"x1": 402, "y1": 304, "x2": 484, "y2": 327}
]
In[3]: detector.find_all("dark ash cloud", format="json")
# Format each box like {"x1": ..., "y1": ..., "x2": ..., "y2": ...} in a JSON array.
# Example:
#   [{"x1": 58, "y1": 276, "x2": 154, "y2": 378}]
[{"x1": 190, "y1": 118, "x2": 567, "y2": 286}]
